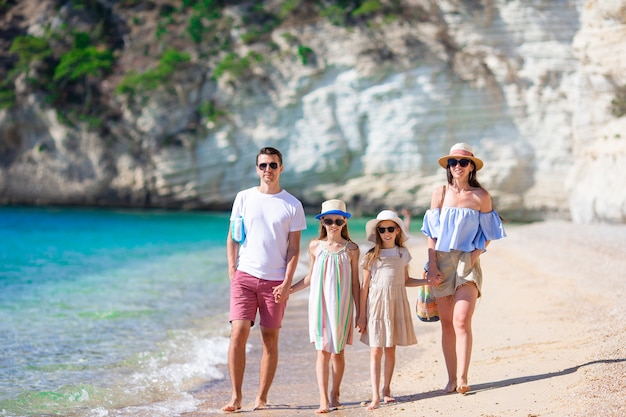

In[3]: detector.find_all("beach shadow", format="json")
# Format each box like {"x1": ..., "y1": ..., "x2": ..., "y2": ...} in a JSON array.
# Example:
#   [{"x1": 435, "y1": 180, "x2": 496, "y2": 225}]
[{"x1": 395, "y1": 358, "x2": 626, "y2": 401}]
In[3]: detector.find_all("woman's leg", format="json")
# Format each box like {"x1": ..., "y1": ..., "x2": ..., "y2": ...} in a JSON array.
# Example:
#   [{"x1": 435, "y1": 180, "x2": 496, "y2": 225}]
[
  {"x1": 437, "y1": 295, "x2": 457, "y2": 392},
  {"x1": 315, "y1": 350, "x2": 331, "y2": 413},
  {"x1": 453, "y1": 283, "x2": 478, "y2": 393},
  {"x1": 329, "y1": 351, "x2": 345, "y2": 408},
  {"x1": 367, "y1": 347, "x2": 383, "y2": 410},
  {"x1": 382, "y1": 346, "x2": 396, "y2": 403}
]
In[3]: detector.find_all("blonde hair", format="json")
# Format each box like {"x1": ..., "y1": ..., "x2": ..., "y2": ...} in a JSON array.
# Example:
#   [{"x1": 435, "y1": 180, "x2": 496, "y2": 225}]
[{"x1": 363, "y1": 222, "x2": 407, "y2": 270}]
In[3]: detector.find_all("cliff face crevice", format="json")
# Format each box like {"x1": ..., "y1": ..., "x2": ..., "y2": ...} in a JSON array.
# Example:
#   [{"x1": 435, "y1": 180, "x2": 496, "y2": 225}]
[{"x1": 1, "y1": 0, "x2": 625, "y2": 222}]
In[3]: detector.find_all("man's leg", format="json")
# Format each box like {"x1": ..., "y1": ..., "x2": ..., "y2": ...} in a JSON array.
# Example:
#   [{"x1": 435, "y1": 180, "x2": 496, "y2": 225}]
[
  {"x1": 222, "y1": 319, "x2": 251, "y2": 412},
  {"x1": 254, "y1": 326, "x2": 280, "y2": 410}
]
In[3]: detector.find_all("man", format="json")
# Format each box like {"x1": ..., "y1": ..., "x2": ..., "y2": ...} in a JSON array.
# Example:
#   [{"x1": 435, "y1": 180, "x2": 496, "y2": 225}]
[{"x1": 222, "y1": 147, "x2": 307, "y2": 412}]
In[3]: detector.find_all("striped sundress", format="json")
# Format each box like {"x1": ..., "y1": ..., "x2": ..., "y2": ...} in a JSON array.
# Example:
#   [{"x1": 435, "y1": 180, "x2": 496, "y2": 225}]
[{"x1": 308, "y1": 241, "x2": 354, "y2": 353}]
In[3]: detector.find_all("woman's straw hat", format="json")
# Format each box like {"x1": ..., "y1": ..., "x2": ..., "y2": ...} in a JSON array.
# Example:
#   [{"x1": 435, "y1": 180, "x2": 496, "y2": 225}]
[{"x1": 437, "y1": 143, "x2": 484, "y2": 170}]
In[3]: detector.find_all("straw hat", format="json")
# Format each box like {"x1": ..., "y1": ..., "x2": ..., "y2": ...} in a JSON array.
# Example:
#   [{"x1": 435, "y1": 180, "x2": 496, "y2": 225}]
[
  {"x1": 315, "y1": 199, "x2": 352, "y2": 220},
  {"x1": 365, "y1": 210, "x2": 409, "y2": 243},
  {"x1": 437, "y1": 143, "x2": 484, "y2": 170}
]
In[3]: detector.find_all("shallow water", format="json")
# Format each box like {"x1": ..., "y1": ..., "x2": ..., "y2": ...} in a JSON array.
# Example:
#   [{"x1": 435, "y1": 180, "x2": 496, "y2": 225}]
[
  {"x1": 0, "y1": 206, "x2": 416, "y2": 416},
  {"x1": 0, "y1": 207, "x2": 234, "y2": 416}
]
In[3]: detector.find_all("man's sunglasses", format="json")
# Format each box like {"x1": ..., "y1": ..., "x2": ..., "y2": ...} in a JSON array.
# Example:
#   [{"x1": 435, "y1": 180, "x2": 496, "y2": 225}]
[
  {"x1": 448, "y1": 158, "x2": 471, "y2": 168},
  {"x1": 377, "y1": 226, "x2": 396, "y2": 234},
  {"x1": 258, "y1": 162, "x2": 279, "y2": 170},
  {"x1": 322, "y1": 218, "x2": 345, "y2": 227}
]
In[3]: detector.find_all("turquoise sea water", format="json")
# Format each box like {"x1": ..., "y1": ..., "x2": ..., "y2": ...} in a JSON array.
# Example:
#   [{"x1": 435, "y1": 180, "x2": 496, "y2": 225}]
[{"x1": 0, "y1": 206, "x2": 391, "y2": 417}]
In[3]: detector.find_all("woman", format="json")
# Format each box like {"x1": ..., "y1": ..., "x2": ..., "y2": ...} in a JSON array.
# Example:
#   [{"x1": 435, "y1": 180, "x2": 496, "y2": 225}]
[{"x1": 421, "y1": 143, "x2": 506, "y2": 395}]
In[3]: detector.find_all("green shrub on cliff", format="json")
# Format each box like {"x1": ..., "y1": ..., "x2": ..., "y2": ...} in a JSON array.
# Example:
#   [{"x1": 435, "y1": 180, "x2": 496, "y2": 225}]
[
  {"x1": 115, "y1": 49, "x2": 191, "y2": 96},
  {"x1": 297, "y1": 44, "x2": 314, "y2": 65},
  {"x1": 53, "y1": 33, "x2": 114, "y2": 82},
  {"x1": 352, "y1": 0, "x2": 383, "y2": 16},
  {"x1": 213, "y1": 51, "x2": 263, "y2": 80},
  {"x1": 0, "y1": 88, "x2": 16, "y2": 110},
  {"x1": 611, "y1": 85, "x2": 626, "y2": 118},
  {"x1": 9, "y1": 35, "x2": 52, "y2": 69},
  {"x1": 198, "y1": 100, "x2": 228, "y2": 126}
]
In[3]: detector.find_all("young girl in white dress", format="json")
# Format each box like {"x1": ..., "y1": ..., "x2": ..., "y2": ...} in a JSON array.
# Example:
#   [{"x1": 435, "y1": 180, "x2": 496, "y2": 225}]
[
  {"x1": 357, "y1": 210, "x2": 428, "y2": 410},
  {"x1": 291, "y1": 200, "x2": 360, "y2": 414}
]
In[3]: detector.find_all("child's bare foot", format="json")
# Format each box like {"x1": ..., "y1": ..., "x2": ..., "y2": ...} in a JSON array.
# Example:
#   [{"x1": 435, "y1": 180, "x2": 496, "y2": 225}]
[
  {"x1": 315, "y1": 407, "x2": 330, "y2": 414},
  {"x1": 456, "y1": 385, "x2": 471, "y2": 395},
  {"x1": 381, "y1": 387, "x2": 395, "y2": 404},
  {"x1": 442, "y1": 380, "x2": 457, "y2": 394},
  {"x1": 366, "y1": 398, "x2": 380, "y2": 410},
  {"x1": 330, "y1": 396, "x2": 343, "y2": 410}
]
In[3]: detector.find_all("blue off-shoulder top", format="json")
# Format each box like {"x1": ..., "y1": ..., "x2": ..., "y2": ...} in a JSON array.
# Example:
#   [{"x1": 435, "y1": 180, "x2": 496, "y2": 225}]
[{"x1": 421, "y1": 207, "x2": 506, "y2": 252}]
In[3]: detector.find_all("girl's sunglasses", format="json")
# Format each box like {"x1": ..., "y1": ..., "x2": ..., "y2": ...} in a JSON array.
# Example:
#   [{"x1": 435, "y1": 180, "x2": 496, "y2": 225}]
[
  {"x1": 448, "y1": 158, "x2": 471, "y2": 168},
  {"x1": 322, "y1": 218, "x2": 345, "y2": 227},
  {"x1": 377, "y1": 226, "x2": 396, "y2": 234}
]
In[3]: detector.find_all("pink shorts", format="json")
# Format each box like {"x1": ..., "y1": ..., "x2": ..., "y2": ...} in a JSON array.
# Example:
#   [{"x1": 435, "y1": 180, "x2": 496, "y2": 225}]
[{"x1": 229, "y1": 270, "x2": 287, "y2": 329}]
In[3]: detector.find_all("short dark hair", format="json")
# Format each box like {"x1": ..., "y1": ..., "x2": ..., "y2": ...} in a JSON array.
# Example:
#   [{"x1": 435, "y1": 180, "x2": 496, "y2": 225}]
[{"x1": 257, "y1": 147, "x2": 283, "y2": 166}]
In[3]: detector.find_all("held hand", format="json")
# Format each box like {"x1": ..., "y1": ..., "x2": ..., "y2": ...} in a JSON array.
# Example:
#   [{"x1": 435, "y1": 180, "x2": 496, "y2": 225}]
[
  {"x1": 272, "y1": 283, "x2": 290, "y2": 303},
  {"x1": 426, "y1": 269, "x2": 444, "y2": 286},
  {"x1": 356, "y1": 316, "x2": 367, "y2": 333}
]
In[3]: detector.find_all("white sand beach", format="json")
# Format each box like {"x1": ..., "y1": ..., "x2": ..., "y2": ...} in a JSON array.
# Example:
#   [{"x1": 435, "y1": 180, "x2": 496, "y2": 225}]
[{"x1": 187, "y1": 220, "x2": 626, "y2": 417}]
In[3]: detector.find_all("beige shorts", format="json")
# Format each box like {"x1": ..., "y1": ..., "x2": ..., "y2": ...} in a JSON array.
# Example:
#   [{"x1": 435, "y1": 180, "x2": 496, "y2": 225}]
[{"x1": 433, "y1": 250, "x2": 482, "y2": 298}]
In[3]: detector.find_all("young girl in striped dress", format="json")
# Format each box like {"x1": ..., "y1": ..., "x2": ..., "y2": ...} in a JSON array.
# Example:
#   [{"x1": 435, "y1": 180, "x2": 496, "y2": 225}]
[{"x1": 291, "y1": 200, "x2": 360, "y2": 414}]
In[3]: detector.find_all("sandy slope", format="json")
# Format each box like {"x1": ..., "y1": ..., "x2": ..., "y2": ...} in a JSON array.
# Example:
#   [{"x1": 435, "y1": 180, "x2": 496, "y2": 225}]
[{"x1": 188, "y1": 221, "x2": 626, "y2": 416}]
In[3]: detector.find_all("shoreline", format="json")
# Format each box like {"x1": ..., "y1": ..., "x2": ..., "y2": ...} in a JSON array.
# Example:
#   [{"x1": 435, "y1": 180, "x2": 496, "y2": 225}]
[{"x1": 185, "y1": 220, "x2": 626, "y2": 417}]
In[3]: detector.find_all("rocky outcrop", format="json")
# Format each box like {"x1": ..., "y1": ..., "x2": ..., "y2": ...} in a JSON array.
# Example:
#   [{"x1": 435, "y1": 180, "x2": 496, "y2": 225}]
[{"x1": 0, "y1": 0, "x2": 625, "y2": 223}]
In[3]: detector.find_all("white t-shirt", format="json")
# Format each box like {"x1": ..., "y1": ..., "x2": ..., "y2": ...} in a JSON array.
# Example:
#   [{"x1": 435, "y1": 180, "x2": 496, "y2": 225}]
[{"x1": 230, "y1": 187, "x2": 307, "y2": 281}]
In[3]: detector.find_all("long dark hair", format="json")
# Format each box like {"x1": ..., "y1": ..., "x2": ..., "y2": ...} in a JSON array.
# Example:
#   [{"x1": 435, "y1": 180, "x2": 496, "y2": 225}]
[
  {"x1": 447, "y1": 161, "x2": 483, "y2": 188},
  {"x1": 446, "y1": 161, "x2": 504, "y2": 220}
]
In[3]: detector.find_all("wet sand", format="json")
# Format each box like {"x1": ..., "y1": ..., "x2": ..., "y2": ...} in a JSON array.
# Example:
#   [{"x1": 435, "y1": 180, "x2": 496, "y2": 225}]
[{"x1": 185, "y1": 220, "x2": 626, "y2": 417}]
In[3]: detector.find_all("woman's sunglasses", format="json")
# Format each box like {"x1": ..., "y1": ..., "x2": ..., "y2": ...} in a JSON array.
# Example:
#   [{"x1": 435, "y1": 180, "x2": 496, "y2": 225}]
[
  {"x1": 322, "y1": 218, "x2": 345, "y2": 227},
  {"x1": 377, "y1": 226, "x2": 396, "y2": 234},
  {"x1": 258, "y1": 162, "x2": 279, "y2": 170},
  {"x1": 448, "y1": 158, "x2": 471, "y2": 168}
]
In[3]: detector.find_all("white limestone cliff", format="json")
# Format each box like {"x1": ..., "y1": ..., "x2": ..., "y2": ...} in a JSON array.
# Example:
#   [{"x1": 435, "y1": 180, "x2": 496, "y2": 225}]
[{"x1": 1, "y1": 0, "x2": 625, "y2": 223}]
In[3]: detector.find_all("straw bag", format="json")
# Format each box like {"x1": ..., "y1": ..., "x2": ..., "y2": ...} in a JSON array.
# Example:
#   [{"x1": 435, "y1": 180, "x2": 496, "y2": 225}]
[
  {"x1": 416, "y1": 184, "x2": 447, "y2": 322},
  {"x1": 416, "y1": 265, "x2": 439, "y2": 322}
]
